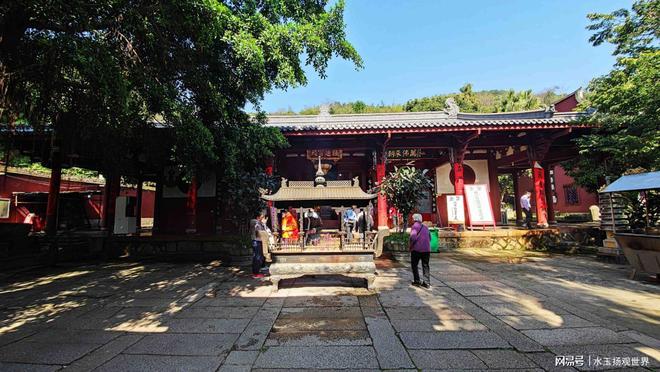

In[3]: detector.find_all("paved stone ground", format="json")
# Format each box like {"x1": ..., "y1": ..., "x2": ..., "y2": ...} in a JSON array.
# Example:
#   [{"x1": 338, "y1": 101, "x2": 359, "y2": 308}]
[{"x1": 0, "y1": 253, "x2": 658, "y2": 371}]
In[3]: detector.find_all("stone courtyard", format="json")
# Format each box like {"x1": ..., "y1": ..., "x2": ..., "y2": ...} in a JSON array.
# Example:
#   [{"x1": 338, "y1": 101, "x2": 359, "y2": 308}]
[{"x1": 0, "y1": 253, "x2": 658, "y2": 371}]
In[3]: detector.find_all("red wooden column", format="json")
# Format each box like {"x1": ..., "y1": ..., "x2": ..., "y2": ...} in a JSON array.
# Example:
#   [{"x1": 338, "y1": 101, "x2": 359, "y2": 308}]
[
  {"x1": 532, "y1": 161, "x2": 549, "y2": 227},
  {"x1": 487, "y1": 155, "x2": 502, "y2": 224},
  {"x1": 102, "y1": 174, "x2": 121, "y2": 232},
  {"x1": 45, "y1": 153, "x2": 62, "y2": 235},
  {"x1": 376, "y1": 161, "x2": 388, "y2": 228},
  {"x1": 185, "y1": 176, "x2": 198, "y2": 234},
  {"x1": 543, "y1": 164, "x2": 556, "y2": 224},
  {"x1": 452, "y1": 162, "x2": 465, "y2": 196},
  {"x1": 526, "y1": 130, "x2": 569, "y2": 228},
  {"x1": 449, "y1": 142, "x2": 470, "y2": 228}
]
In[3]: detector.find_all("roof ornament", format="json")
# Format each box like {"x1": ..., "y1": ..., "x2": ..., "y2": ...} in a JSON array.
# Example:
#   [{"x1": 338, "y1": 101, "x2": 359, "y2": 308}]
[
  {"x1": 444, "y1": 98, "x2": 459, "y2": 117},
  {"x1": 281, "y1": 178, "x2": 288, "y2": 189},
  {"x1": 314, "y1": 156, "x2": 326, "y2": 187},
  {"x1": 317, "y1": 104, "x2": 331, "y2": 121}
]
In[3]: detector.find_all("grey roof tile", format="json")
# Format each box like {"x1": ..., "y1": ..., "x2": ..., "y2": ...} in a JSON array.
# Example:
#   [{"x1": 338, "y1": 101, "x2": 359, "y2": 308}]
[{"x1": 265, "y1": 110, "x2": 586, "y2": 133}]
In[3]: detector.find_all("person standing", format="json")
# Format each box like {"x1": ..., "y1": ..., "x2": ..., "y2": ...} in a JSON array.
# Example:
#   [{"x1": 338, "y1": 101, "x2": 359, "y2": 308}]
[
  {"x1": 520, "y1": 191, "x2": 533, "y2": 229},
  {"x1": 409, "y1": 213, "x2": 431, "y2": 289},
  {"x1": 250, "y1": 211, "x2": 268, "y2": 278},
  {"x1": 356, "y1": 207, "x2": 374, "y2": 242},
  {"x1": 304, "y1": 207, "x2": 322, "y2": 245},
  {"x1": 343, "y1": 205, "x2": 358, "y2": 240},
  {"x1": 281, "y1": 207, "x2": 299, "y2": 243}
]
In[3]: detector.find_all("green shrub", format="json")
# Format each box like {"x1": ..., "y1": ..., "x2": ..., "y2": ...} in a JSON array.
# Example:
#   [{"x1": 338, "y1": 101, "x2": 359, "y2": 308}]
[
  {"x1": 555, "y1": 213, "x2": 591, "y2": 223},
  {"x1": 384, "y1": 232, "x2": 410, "y2": 244}
]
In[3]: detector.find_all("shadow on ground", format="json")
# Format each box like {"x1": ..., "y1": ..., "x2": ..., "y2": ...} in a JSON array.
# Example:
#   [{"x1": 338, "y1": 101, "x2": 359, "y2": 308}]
[{"x1": 0, "y1": 253, "x2": 658, "y2": 371}]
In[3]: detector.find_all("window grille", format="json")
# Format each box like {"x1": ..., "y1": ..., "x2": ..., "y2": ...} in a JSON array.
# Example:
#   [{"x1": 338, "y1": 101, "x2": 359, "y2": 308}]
[{"x1": 564, "y1": 185, "x2": 580, "y2": 205}]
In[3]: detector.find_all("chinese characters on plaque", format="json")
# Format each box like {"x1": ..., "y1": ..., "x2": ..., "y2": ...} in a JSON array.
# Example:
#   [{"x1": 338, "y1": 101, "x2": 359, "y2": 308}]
[
  {"x1": 386, "y1": 148, "x2": 441, "y2": 160},
  {"x1": 464, "y1": 184, "x2": 496, "y2": 227},
  {"x1": 446, "y1": 195, "x2": 465, "y2": 225},
  {"x1": 306, "y1": 149, "x2": 343, "y2": 161}
]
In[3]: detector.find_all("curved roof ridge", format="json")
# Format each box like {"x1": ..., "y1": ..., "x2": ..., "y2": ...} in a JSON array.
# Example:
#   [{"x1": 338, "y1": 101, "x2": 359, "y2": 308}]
[{"x1": 264, "y1": 107, "x2": 590, "y2": 133}]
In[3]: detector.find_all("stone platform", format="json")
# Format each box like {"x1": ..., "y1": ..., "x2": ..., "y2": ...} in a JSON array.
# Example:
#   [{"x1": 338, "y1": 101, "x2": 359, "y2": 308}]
[
  {"x1": 438, "y1": 228, "x2": 561, "y2": 250},
  {"x1": 1, "y1": 253, "x2": 658, "y2": 371},
  {"x1": 269, "y1": 252, "x2": 377, "y2": 291},
  {"x1": 386, "y1": 228, "x2": 561, "y2": 260}
]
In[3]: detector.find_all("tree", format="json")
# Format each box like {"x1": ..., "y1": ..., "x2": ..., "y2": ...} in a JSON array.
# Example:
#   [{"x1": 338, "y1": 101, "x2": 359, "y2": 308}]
[
  {"x1": 402, "y1": 84, "x2": 546, "y2": 113},
  {"x1": 379, "y1": 166, "x2": 432, "y2": 230},
  {"x1": 1, "y1": 0, "x2": 362, "y2": 179},
  {"x1": 537, "y1": 87, "x2": 564, "y2": 107},
  {"x1": 563, "y1": 0, "x2": 659, "y2": 191},
  {"x1": 453, "y1": 83, "x2": 480, "y2": 112},
  {"x1": 223, "y1": 170, "x2": 281, "y2": 233},
  {"x1": 281, "y1": 85, "x2": 561, "y2": 116},
  {"x1": 495, "y1": 90, "x2": 541, "y2": 112},
  {"x1": 497, "y1": 174, "x2": 514, "y2": 210}
]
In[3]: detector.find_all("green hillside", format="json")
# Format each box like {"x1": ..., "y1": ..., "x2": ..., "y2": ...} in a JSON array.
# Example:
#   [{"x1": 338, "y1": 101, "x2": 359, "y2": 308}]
[{"x1": 270, "y1": 84, "x2": 566, "y2": 115}]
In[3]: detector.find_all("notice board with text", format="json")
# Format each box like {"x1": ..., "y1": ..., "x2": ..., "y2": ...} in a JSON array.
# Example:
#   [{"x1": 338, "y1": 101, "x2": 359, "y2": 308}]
[{"x1": 464, "y1": 184, "x2": 496, "y2": 227}]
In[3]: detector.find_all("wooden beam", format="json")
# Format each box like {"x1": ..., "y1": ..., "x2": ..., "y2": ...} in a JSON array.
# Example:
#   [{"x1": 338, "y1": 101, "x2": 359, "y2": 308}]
[{"x1": 496, "y1": 151, "x2": 529, "y2": 167}]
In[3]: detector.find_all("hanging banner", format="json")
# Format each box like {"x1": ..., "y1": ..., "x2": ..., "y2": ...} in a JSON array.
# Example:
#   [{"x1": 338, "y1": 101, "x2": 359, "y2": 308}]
[
  {"x1": 464, "y1": 184, "x2": 496, "y2": 226},
  {"x1": 533, "y1": 161, "x2": 548, "y2": 227},
  {"x1": 446, "y1": 195, "x2": 465, "y2": 224}
]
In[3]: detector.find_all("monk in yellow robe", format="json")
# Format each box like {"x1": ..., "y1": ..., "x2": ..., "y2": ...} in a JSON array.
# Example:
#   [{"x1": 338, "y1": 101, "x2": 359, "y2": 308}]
[{"x1": 281, "y1": 208, "x2": 299, "y2": 241}]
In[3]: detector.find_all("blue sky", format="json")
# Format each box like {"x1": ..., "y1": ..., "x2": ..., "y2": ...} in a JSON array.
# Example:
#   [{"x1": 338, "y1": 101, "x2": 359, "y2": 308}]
[{"x1": 260, "y1": 0, "x2": 631, "y2": 113}]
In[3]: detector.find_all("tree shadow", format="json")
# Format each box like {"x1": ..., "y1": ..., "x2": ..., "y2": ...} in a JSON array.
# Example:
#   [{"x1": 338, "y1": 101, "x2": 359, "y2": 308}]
[{"x1": 0, "y1": 255, "x2": 657, "y2": 370}]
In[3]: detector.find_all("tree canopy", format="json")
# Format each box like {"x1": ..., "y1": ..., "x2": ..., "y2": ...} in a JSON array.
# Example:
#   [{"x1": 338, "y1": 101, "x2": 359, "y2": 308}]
[
  {"x1": 274, "y1": 84, "x2": 564, "y2": 115},
  {"x1": 0, "y1": 0, "x2": 364, "y2": 226},
  {"x1": 563, "y1": 0, "x2": 659, "y2": 191},
  {"x1": 1, "y1": 0, "x2": 362, "y2": 178},
  {"x1": 379, "y1": 166, "x2": 432, "y2": 229}
]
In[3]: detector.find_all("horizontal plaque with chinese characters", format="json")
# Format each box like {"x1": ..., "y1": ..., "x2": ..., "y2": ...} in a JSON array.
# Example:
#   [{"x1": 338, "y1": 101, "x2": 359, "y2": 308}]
[
  {"x1": 386, "y1": 148, "x2": 441, "y2": 160},
  {"x1": 306, "y1": 149, "x2": 343, "y2": 161}
]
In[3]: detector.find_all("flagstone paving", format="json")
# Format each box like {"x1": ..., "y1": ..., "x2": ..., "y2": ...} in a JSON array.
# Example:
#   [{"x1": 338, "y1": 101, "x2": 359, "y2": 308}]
[{"x1": 0, "y1": 254, "x2": 658, "y2": 371}]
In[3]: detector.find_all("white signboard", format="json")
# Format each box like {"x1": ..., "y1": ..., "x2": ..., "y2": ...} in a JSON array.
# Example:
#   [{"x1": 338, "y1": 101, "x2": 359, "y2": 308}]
[
  {"x1": 446, "y1": 195, "x2": 465, "y2": 225},
  {"x1": 464, "y1": 184, "x2": 495, "y2": 226}
]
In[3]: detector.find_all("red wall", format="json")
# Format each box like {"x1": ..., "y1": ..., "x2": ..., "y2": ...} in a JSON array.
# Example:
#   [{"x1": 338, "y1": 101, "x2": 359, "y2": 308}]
[
  {"x1": 552, "y1": 165, "x2": 598, "y2": 213},
  {"x1": 515, "y1": 165, "x2": 597, "y2": 215},
  {"x1": 554, "y1": 95, "x2": 579, "y2": 112},
  {"x1": 0, "y1": 172, "x2": 154, "y2": 226},
  {"x1": 119, "y1": 188, "x2": 155, "y2": 218},
  {"x1": 156, "y1": 197, "x2": 215, "y2": 234}
]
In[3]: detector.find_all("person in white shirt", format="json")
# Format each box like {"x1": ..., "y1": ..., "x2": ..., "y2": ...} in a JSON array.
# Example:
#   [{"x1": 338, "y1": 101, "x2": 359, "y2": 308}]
[
  {"x1": 343, "y1": 205, "x2": 358, "y2": 238},
  {"x1": 520, "y1": 191, "x2": 532, "y2": 229}
]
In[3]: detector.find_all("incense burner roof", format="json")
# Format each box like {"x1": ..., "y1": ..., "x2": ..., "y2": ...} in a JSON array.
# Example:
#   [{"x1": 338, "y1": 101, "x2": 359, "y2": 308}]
[{"x1": 262, "y1": 178, "x2": 376, "y2": 202}]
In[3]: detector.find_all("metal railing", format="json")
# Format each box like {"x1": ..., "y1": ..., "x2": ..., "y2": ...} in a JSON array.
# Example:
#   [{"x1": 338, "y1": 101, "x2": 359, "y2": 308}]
[{"x1": 270, "y1": 231, "x2": 376, "y2": 253}]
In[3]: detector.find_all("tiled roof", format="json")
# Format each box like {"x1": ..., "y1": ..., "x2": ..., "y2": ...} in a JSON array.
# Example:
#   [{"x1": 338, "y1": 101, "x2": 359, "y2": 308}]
[
  {"x1": 265, "y1": 110, "x2": 586, "y2": 133},
  {"x1": 263, "y1": 180, "x2": 376, "y2": 202}
]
